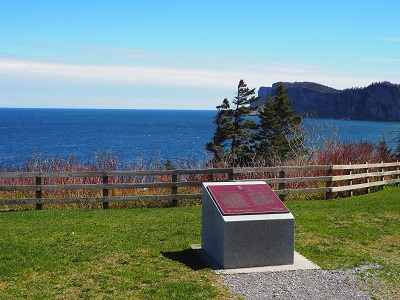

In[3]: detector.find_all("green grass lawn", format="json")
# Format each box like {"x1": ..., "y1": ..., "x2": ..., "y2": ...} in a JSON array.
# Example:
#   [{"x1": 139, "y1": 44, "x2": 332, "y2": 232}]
[
  {"x1": 0, "y1": 186, "x2": 399, "y2": 299},
  {"x1": 286, "y1": 186, "x2": 400, "y2": 298}
]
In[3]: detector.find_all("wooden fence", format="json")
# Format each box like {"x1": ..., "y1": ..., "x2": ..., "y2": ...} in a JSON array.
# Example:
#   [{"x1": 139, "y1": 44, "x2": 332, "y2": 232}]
[{"x1": 0, "y1": 162, "x2": 399, "y2": 210}]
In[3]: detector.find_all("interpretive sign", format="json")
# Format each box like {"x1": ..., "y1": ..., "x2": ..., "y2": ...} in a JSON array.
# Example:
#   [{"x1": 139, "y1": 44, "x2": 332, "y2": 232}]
[
  {"x1": 202, "y1": 181, "x2": 295, "y2": 268},
  {"x1": 207, "y1": 183, "x2": 289, "y2": 215}
]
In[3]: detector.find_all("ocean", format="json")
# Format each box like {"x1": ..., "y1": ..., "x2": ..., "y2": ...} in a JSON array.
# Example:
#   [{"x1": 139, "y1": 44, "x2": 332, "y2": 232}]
[{"x1": 0, "y1": 108, "x2": 399, "y2": 167}]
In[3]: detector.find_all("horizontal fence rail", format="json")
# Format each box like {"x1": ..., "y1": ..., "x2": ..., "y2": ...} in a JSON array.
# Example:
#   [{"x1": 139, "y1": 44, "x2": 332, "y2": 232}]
[{"x1": 0, "y1": 162, "x2": 399, "y2": 210}]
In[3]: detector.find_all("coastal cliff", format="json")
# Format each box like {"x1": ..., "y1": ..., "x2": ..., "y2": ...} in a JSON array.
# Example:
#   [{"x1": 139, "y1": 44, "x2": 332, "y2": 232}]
[{"x1": 256, "y1": 82, "x2": 400, "y2": 121}]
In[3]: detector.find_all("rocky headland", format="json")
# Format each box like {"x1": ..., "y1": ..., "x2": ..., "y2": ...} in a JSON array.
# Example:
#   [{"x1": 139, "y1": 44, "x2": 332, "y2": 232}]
[{"x1": 255, "y1": 81, "x2": 400, "y2": 121}]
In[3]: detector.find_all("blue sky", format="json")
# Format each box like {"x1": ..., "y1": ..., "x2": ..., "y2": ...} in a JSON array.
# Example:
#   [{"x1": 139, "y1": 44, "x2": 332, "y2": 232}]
[{"x1": 1, "y1": 0, "x2": 399, "y2": 109}]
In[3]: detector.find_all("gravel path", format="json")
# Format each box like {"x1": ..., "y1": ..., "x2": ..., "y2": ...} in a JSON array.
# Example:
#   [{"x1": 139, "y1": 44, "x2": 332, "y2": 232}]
[{"x1": 221, "y1": 266, "x2": 379, "y2": 300}]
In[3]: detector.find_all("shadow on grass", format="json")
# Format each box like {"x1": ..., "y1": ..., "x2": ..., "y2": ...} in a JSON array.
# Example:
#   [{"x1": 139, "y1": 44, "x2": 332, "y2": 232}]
[{"x1": 162, "y1": 248, "x2": 209, "y2": 271}]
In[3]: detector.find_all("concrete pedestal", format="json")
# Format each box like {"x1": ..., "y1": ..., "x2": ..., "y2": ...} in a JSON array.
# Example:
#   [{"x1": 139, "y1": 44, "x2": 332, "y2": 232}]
[{"x1": 202, "y1": 181, "x2": 294, "y2": 269}]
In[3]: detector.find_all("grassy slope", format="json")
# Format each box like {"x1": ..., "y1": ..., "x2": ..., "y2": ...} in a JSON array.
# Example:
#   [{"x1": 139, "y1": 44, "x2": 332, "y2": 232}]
[
  {"x1": 0, "y1": 187, "x2": 398, "y2": 299},
  {"x1": 0, "y1": 206, "x2": 237, "y2": 299},
  {"x1": 286, "y1": 186, "x2": 399, "y2": 298}
]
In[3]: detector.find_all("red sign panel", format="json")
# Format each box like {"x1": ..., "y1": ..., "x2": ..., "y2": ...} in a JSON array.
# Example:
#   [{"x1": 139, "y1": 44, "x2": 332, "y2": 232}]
[{"x1": 207, "y1": 183, "x2": 289, "y2": 215}]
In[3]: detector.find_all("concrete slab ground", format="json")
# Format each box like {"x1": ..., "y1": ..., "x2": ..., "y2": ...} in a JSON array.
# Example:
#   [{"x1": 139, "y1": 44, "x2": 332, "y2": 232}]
[{"x1": 191, "y1": 244, "x2": 320, "y2": 274}]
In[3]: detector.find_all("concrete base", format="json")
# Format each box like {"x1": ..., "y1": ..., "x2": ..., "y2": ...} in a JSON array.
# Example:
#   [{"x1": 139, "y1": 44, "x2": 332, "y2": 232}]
[
  {"x1": 202, "y1": 182, "x2": 295, "y2": 269},
  {"x1": 191, "y1": 244, "x2": 320, "y2": 274}
]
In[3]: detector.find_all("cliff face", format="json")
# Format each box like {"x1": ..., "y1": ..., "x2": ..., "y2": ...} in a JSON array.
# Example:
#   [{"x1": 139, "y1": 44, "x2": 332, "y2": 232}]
[{"x1": 256, "y1": 82, "x2": 400, "y2": 121}]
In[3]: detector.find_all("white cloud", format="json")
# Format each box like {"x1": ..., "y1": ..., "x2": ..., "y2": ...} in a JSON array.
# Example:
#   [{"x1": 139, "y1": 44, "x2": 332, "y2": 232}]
[
  {"x1": 0, "y1": 57, "x2": 380, "y2": 92},
  {"x1": 382, "y1": 37, "x2": 400, "y2": 42},
  {"x1": 0, "y1": 58, "x2": 242, "y2": 88},
  {"x1": 0, "y1": 54, "x2": 391, "y2": 109},
  {"x1": 361, "y1": 58, "x2": 400, "y2": 63}
]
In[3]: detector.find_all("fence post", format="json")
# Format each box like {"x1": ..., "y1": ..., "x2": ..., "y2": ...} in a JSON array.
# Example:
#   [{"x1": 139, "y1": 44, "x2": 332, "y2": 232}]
[
  {"x1": 209, "y1": 173, "x2": 214, "y2": 182},
  {"x1": 171, "y1": 173, "x2": 178, "y2": 207},
  {"x1": 228, "y1": 169, "x2": 234, "y2": 181},
  {"x1": 102, "y1": 173, "x2": 109, "y2": 209},
  {"x1": 348, "y1": 163, "x2": 353, "y2": 197},
  {"x1": 365, "y1": 162, "x2": 370, "y2": 194},
  {"x1": 397, "y1": 161, "x2": 400, "y2": 187},
  {"x1": 380, "y1": 161, "x2": 385, "y2": 188},
  {"x1": 326, "y1": 165, "x2": 333, "y2": 199},
  {"x1": 278, "y1": 168, "x2": 286, "y2": 201},
  {"x1": 35, "y1": 176, "x2": 43, "y2": 210}
]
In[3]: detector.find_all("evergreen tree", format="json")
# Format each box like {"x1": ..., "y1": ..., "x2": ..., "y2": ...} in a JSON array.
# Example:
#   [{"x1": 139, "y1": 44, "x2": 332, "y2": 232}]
[
  {"x1": 230, "y1": 79, "x2": 259, "y2": 163},
  {"x1": 206, "y1": 79, "x2": 259, "y2": 165},
  {"x1": 206, "y1": 98, "x2": 233, "y2": 160},
  {"x1": 255, "y1": 82, "x2": 302, "y2": 164},
  {"x1": 255, "y1": 94, "x2": 279, "y2": 160}
]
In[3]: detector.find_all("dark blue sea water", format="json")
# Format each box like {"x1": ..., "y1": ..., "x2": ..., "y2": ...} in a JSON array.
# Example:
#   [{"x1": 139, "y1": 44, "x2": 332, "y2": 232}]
[{"x1": 0, "y1": 108, "x2": 399, "y2": 167}]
